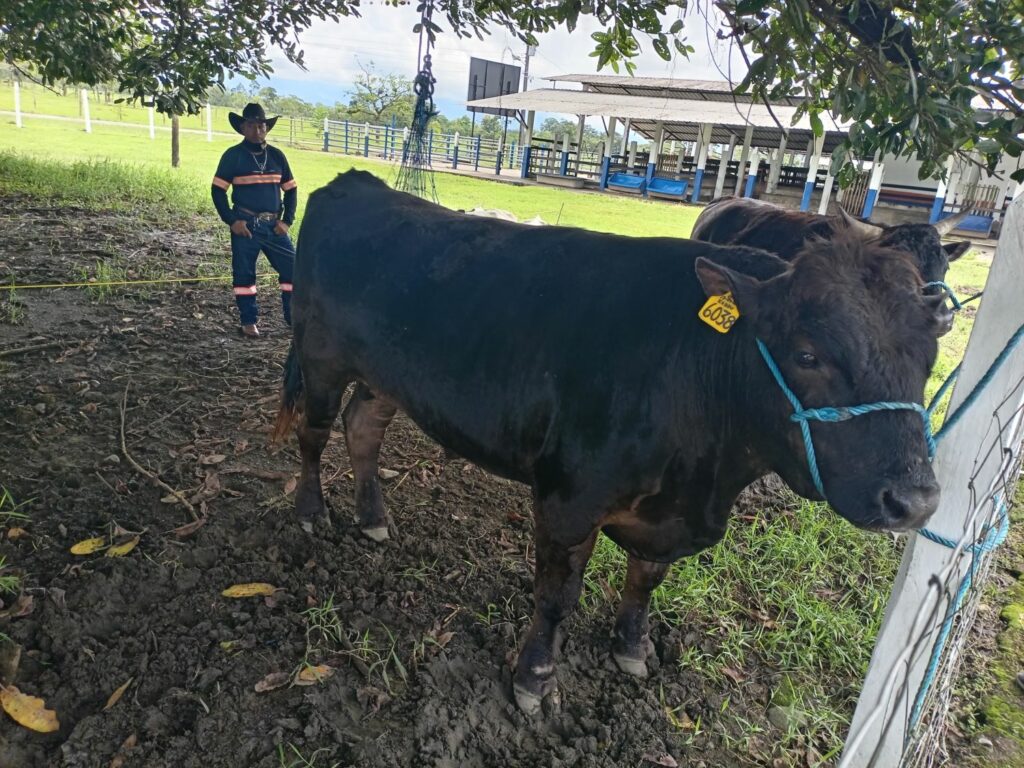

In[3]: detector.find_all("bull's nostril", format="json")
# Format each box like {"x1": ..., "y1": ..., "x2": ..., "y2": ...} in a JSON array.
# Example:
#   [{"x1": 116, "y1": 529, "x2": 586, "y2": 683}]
[{"x1": 882, "y1": 489, "x2": 911, "y2": 522}]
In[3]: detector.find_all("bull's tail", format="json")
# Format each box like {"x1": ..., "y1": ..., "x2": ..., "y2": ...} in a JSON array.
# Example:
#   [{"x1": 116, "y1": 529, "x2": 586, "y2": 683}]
[{"x1": 271, "y1": 341, "x2": 304, "y2": 443}]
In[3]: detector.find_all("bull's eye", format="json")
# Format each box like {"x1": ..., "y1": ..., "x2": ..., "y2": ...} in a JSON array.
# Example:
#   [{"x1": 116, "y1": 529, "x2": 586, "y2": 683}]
[{"x1": 795, "y1": 351, "x2": 819, "y2": 369}]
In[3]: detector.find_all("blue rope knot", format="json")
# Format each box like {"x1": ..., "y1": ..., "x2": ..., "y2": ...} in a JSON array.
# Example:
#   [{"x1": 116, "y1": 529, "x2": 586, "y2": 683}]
[{"x1": 923, "y1": 280, "x2": 964, "y2": 312}]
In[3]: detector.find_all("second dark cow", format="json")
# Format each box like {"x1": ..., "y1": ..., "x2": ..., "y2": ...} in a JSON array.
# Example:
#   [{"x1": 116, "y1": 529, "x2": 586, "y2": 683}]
[
  {"x1": 275, "y1": 171, "x2": 946, "y2": 715},
  {"x1": 691, "y1": 196, "x2": 971, "y2": 334}
]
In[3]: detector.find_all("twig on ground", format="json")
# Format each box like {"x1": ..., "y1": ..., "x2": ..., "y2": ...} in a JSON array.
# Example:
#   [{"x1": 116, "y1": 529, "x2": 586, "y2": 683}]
[
  {"x1": 0, "y1": 341, "x2": 62, "y2": 359},
  {"x1": 120, "y1": 381, "x2": 197, "y2": 520}
]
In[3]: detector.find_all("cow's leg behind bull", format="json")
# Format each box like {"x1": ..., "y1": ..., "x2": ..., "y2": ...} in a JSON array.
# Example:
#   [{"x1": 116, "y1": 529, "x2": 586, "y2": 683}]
[
  {"x1": 295, "y1": 370, "x2": 349, "y2": 533},
  {"x1": 513, "y1": 521, "x2": 598, "y2": 715},
  {"x1": 611, "y1": 555, "x2": 670, "y2": 678},
  {"x1": 342, "y1": 383, "x2": 397, "y2": 542}
]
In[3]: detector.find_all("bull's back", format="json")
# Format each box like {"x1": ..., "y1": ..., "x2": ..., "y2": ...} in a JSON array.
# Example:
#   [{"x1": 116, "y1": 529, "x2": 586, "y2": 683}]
[{"x1": 292, "y1": 172, "x2": 721, "y2": 478}]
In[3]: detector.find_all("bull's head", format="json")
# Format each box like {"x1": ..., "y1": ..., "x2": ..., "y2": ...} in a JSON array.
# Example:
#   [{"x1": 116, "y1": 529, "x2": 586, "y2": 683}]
[{"x1": 696, "y1": 234, "x2": 941, "y2": 532}]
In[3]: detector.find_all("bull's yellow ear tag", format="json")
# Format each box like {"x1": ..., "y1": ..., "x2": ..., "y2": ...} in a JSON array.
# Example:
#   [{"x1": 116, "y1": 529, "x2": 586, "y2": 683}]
[{"x1": 698, "y1": 292, "x2": 740, "y2": 333}]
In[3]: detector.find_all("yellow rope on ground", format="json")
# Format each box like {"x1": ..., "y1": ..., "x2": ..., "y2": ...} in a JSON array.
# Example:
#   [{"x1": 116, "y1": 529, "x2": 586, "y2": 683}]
[{"x1": 3, "y1": 274, "x2": 276, "y2": 291}]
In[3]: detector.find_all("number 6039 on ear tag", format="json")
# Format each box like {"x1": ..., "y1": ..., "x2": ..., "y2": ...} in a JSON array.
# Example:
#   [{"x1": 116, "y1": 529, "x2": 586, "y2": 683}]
[{"x1": 698, "y1": 292, "x2": 740, "y2": 333}]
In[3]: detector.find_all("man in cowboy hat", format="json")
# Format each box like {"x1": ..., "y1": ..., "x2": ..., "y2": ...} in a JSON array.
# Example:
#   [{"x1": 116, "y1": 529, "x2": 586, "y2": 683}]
[{"x1": 211, "y1": 102, "x2": 298, "y2": 337}]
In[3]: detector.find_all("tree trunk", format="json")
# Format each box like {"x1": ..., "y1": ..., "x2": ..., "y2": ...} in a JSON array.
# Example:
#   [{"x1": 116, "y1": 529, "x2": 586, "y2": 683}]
[{"x1": 171, "y1": 116, "x2": 180, "y2": 168}]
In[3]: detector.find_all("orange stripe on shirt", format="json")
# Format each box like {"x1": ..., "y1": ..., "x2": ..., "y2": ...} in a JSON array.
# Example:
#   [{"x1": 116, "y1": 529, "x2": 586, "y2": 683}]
[
  {"x1": 212, "y1": 176, "x2": 230, "y2": 189},
  {"x1": 281, "y1": 179, "x2": 297, "y2": 191},
  {"x1": 233, "y1": 174, "x2": 283, "y2": 185}
]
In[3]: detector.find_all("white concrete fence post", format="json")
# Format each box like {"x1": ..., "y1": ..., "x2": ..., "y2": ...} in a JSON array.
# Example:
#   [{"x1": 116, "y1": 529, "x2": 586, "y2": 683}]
[
  {"x1": 80, "y1": 89, "x2": 91, "y2": 133},
  {"x1": 206, "y1": 103, "x2": 213, "y2": 142},
  {"x1": 13, "y1": 80, "x2": 22, "y2": 128},
  {"x1": 148, "y1": 106, "x2": 155, "y2": 139}
]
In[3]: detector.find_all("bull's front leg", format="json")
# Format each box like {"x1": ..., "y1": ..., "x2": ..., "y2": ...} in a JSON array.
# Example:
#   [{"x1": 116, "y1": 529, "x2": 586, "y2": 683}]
[
  {"x1": 513, "y1": 524, "x2": 597, "y2": 715},
  {"x1": 611, "y1": 555, "x2": 670, "y2": 677}
]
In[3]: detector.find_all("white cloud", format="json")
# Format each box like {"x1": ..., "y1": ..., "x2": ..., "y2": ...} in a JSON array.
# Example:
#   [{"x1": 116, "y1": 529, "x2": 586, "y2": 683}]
[{"x1": 266, "y1": 4, "x2": 745, "y2": 109}]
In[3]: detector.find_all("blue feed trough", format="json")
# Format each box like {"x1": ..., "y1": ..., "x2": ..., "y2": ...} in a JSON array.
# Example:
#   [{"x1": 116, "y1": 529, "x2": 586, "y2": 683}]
[
  {"x1": 606, "y1": 173, "x2": 646, "y2": 194},
  {"x1": 647, "y1": 177, "x2": 690, "y2": 201}
]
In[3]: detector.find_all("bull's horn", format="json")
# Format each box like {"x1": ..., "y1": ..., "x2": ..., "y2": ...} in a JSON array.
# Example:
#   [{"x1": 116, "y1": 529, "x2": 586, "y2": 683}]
[
  {"x1": 933, "y1": 209, "x2": 971, "y2": 236},
  {"x1": 837, "y1": 206, "x2": 884, "y2": 238}
]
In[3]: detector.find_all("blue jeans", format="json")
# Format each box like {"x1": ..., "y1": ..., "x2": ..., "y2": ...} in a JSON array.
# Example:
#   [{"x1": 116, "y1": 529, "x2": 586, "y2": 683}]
[{"x1": 231, "y1": 217, "x2": 295, "y2": 326}]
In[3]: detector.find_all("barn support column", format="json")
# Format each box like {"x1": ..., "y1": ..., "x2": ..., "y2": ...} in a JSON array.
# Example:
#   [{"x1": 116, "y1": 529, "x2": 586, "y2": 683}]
[
  {"x1": 645, "y1": 122, "x2": 665, "y2": 195},
  {"x1": 743, "y1": 149, "x2": 761, "y2": 198},
  {"x1": 619, "y1": 119, "x2": 632, "y2": 155},
  {"x1": 800, "y1": 134, "x2": 825, "y2": 210},
  {"x1": 929, "y1": 156, "x2": 958, "y2": 223},
  {"x1": 817, "y1": 161, "x2": 836, "y2": 214},
  {"x1": 574, "y1": 115, "x2": 586, "y2": 175},
  {"x1": 519, "y1": 110, "x2": 535, "y2": 179},
  {"x1": 599, "y1": 116, "x2": 618, "y2": 190},
  {"x1": 804, "y1": 137, "x2": 814, "y2": 167},
  {"x1": 713, "y1": 134, "x2": 738, "y2": 199},
  {"x1": 767, "y1": 132, "x2": 788, "y2": 193},
  {"x1": 628, "y1": 140, "x2": 638, "y2": 171},
  {"x1": 560, "y1": 133, "x2": 571, "y2": 176},
  {"x1": 733, "y1": 124, "x2": 755, "y2": 196},
  {"x1": 690, "y1": 123, "x2": 714, "y2": 203},
  {"x1": 862, "y1": 152, "x2": 885, "y2": 218}
]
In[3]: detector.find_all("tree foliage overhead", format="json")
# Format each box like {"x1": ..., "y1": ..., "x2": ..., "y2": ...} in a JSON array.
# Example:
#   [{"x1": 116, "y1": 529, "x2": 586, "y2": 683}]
[
  {"x1": 1, "y1": 0, "x2": 1022, "y2": 180},
  {"x1": 716, "y1": 0, "x2": 1024, "y2": 181}
]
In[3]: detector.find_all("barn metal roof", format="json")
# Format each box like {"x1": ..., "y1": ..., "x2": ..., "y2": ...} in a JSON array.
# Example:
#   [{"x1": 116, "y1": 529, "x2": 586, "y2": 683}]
[
  {"x1": 464, "y1": 87, "x2": 850, "y2": 151},
  {"x1": 544, "y1": 74, "x2": 805, "y2": 106}
]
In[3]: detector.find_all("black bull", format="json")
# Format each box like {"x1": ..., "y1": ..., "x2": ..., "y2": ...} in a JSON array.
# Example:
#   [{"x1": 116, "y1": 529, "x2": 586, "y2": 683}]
[
  {"x1": 691, "y1": 196, "x2": 972, "y2": 335},
  {"x1": 274, "y1": 170, "x2": 944, "y2": 714}
]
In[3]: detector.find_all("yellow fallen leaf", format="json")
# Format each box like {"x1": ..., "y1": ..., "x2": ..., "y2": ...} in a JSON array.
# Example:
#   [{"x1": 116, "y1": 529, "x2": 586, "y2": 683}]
[
  {"x1": 104, "y1": 677, "x2": 133, "y2": 711},
  {"x1": 294, "y1": 665, "x2": 335, "y2": 686},
  {"x1": 222, "y1": 583, "x2": 278, "y2": 598},
  {"x1": 6, "y1": 527, "x2": 28, "y2": 540},
  {"x1": 105, "y1": 536, "x2": 140, "y2": 558},
  {"x1": 0, "y1": 685, "x2": 59, "y2": 733},
  {"x1": 70, "y1": 537, "x2": 107, "y2": 555}
]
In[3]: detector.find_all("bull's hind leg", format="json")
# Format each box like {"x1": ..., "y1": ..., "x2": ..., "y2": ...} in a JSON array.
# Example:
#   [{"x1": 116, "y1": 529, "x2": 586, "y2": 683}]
[
  {"x1": 342, "y1": 383, "x2": 397, "y2": 542},
  {"x1": 611, "y1": 555, "x2": 670, "y2": 678},
  {"x1": 513, "y1": 524, "x2": 598, "y2": 715},
  {"x1": 295, "y1": 373, "x2": 348, "y2": 533}
]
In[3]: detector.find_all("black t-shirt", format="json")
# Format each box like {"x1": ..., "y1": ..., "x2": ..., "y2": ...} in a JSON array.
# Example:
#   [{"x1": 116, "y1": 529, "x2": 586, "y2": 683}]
[{"x1": 211, "y1": 140, "x2": 298, "y2": 225}]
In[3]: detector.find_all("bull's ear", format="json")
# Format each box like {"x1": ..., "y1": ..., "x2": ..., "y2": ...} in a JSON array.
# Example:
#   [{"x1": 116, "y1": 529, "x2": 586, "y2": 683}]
[
  {"x1": 943, "y1": 241, "x2": 971, "y2": 262},
  {"x1": 694, "y1": 257, "x2": 761, "y2": 317}
]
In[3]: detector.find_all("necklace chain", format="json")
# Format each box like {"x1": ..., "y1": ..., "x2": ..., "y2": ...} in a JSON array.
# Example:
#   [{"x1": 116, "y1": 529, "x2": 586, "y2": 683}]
[{"x1": 250, "y1": 148, "x2": 268, "y2": 173}]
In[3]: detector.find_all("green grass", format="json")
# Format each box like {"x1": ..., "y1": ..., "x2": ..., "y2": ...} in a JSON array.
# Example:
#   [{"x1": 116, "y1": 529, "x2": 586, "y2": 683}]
[
  {"x1": 583, "y1": 492, "x2": 901, "y2": 757},
  {"x1": 277, "y1": 743, "x2": 340, "y2": 768},
  {"x1": 0, "y1": 116, "x2": 701, "y2": 238}
]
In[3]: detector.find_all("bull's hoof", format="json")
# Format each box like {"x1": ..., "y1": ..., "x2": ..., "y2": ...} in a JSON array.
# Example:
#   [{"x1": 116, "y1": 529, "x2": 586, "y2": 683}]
[
  {"x1": 513, "y1": 682, "x2": 559, "y2": 716},
  {"x1": 361, "y1": 525, "x2": 390, "y2": 543},
  {"x1": 612, "y1": 651, "x2": 649, "y2": 678}
]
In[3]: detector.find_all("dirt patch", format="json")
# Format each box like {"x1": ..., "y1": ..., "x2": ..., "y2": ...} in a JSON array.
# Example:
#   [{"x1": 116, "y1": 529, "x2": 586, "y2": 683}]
[{"x1": 0, "y1": 202, "x2": 895, "y2": 767}]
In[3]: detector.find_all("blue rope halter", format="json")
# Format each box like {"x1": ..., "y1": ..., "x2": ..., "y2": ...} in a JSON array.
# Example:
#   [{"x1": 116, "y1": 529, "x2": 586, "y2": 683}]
[{"x1": 755, "y1": 339, "x2": 936, "y2": 499}]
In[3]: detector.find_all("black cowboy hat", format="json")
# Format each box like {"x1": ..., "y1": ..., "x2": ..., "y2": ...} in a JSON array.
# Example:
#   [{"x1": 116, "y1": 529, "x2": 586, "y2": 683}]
[{"x1": 228, "y1": 103, "x2": 279, "y2": 135}]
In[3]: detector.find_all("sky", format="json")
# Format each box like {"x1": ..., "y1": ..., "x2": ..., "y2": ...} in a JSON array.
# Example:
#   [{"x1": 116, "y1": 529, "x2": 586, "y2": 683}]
[{"x1": 244, "y1": 3, "x2": 746, "y2": 122}]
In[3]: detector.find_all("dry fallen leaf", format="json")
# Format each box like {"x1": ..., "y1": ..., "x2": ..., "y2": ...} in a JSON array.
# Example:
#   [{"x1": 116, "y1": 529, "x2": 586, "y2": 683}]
[
  {"x1": 222, "y1": 583, "x2": 278, "y2": 598},
  {"x1": 721, "y1": 667, "x2": 746, "y2": 684},
  {"x1": 106, "y1": 536, "x2": 140, "y2": 558},
  {"x1": 294, "y1": 665, "x2": 335, "y2": 686},
  {"x1": 0, "y1": 685, "x2": 59, "y2": 733},
  {"x1": 70, "y1": 537, "x2": 107, "y2": 555},
  {"x1": 200, "y1": 454, "x2": 227, "y2": 466},
  {"x1": 254, "y1": 672, "x2": 291, "y2": 693},
  {"x1": 104, "y1": 678, "x2": 133, "y2": 711},
  {"x1": 283, "y1": 476, "x2": 298, "y2": 495},
  {"x1": 168, "y1": 518, "x2": 207, "y2": 538},
  {"x1": 6, "y1": 528, "x2": 28, "y2": 540},
  {"x1": 641, "y1": 753, "x2": 678, "y2": 768},
  {"x1": 0, "y1": 594, "x2": 34, "y2": 620},
  {"x1": 109, "y1": 732, "x2": 137, "y2": 768}
]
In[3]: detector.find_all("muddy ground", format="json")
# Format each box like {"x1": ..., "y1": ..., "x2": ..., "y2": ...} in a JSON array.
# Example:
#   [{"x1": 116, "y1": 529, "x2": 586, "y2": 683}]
[{"x1": 0, "y1": 201, "x2": 1015, "y2": 768}]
